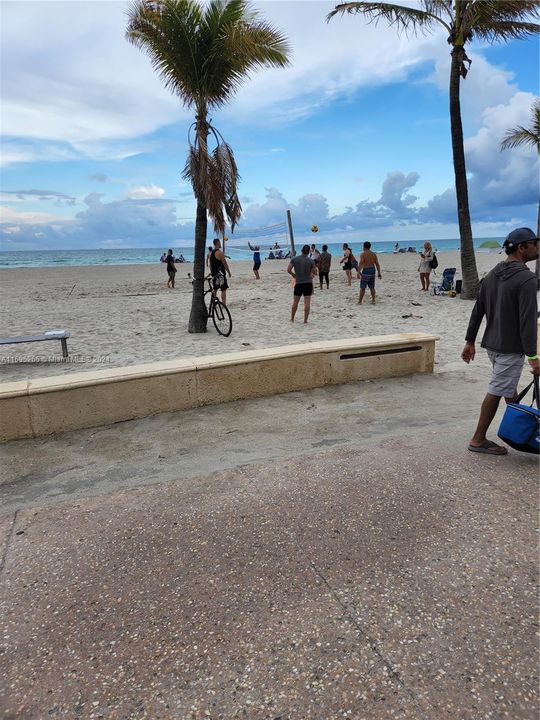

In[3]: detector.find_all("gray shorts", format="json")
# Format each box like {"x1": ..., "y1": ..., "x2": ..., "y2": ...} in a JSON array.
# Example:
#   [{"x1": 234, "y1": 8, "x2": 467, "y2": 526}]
[{"x1": 486, "y1": 350, "x2": 524, "y2": 398}]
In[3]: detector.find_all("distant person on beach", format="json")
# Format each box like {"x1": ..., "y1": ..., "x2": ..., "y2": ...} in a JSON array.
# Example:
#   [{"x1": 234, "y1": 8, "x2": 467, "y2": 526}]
[
  {"x1": 165, "y1": 249, "x2": 176, "y2": 289},
  {"x1": 357, "y1": 242, "x2": 382, "y2": 305},
  {"x1": 309, "y1": 244, "x2": 320, "y2": 266},
  {"x1": 205, "y1": 246, "x2": 213, "y2": 270},
  {"x1": 461, "y1": 227, "x2": 538, "y2": 455},
  {"x1": 418, "y1": 241, "x2": 434, "y2": 291},
  {"x1": 318, "y1": 245, "x2": 332, "y2": 289},
  {"x1": 340, "y1": 243, "x2": 354, "y2": 286},
  {"x1": 248, "y1": 241, "x2": 262, "y2": 279},
  {"x1": 394, "y1": 242, "x2": 399, "y2": 254},
  {"x1": 287, "y1": 244, "x2": 316, "y2": 323},
  {"x1": 160, "y1": 252, "x2": 167, "y2": 263},
  {"x1": 209, "y1": 237, "x2": 232, "y2": 305}
]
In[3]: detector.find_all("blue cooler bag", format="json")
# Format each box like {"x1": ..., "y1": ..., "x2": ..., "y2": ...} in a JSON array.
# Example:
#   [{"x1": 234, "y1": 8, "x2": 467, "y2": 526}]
[{"x1": 498, "y1": 377, "x2": 540, "y2": 454}]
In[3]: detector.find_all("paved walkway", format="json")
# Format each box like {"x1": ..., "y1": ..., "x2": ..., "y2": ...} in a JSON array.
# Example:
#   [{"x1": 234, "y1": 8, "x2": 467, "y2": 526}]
[{"x1": 0, "y1": 374, "x2": 538, "y2": 719}]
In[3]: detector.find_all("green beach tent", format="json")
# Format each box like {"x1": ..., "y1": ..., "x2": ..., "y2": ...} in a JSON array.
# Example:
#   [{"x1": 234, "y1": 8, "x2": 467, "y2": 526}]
[{"x1": 479, "y1": 240, "x2": 501, "y2": 249}]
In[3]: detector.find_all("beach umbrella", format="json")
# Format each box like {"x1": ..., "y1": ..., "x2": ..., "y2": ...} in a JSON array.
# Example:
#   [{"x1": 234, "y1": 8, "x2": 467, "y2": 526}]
[{"x1": 479, "y1": 240, "x2": 500, "y2": 249}]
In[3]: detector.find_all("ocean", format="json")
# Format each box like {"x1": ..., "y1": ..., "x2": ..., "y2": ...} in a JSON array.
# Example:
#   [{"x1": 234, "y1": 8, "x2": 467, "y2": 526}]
[{"x1": 0, "y1": 237, "x2": 504, "y2": 269}]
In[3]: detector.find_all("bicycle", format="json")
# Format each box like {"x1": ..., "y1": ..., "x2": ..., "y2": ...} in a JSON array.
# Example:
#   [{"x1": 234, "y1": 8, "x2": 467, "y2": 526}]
[{"x1": 204, "y1": 275, "x2": 232, "y2": 337}]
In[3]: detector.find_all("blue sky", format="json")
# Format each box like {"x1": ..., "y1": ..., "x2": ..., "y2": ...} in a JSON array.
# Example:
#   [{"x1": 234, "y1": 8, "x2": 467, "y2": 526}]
[{"x1": 1, "y1": 0, "x2": 539, "y2": 251}]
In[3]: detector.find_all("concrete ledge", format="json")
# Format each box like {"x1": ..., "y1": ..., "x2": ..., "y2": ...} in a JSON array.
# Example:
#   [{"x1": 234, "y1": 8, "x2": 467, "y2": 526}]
[{"x1": 0, "y1": 334, "x2": 438, "y2": 441}]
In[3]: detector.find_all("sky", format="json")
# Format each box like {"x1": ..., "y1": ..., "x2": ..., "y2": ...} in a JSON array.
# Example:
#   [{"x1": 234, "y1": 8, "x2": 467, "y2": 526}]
[{"x1": 0, "y1": 0, "x2": 539, "y2": 251}]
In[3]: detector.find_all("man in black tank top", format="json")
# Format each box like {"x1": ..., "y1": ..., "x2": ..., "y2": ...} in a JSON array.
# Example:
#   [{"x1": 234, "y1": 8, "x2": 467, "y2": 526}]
[{"x1": 209, "y1": 238, "x2": 232, "y2": 305}]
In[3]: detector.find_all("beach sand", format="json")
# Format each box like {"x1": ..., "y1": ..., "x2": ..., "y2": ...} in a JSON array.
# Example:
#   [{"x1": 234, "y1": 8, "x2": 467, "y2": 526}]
[{"x1": 0, "y1": 251, "x2": 518, "y2": 384}]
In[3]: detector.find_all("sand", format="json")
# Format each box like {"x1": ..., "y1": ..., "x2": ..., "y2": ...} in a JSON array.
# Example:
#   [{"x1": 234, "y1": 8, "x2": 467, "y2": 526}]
[{"x1": 0, "y1": 251, "x2": 515, "y2": 383}]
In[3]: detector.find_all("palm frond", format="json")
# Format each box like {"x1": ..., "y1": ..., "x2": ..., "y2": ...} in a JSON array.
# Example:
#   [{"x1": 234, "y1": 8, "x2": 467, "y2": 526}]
[
  {"x1": 472, "y1": 20, "x2": 539, "y2": 42},
  {"x1": 500, "y1": 98, "x2": 540, "y2": 152},
  {"x1": 327, "y1": 1, "x2": 452, "y2": 34},
  {"x1": 500, "y1": 128, "x2": 539, "y2": 151},
  {"x1": 461, "y1": 1, "x2": 539, "y2": 41},
  {"x1": 126, "y1": 0, "x2": 204, "y2": 107}
]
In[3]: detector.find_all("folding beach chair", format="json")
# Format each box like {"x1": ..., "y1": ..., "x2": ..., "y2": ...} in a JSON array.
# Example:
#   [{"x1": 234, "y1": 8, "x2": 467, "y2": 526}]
[{"x1": 432, "y1": 267, "x2": 456, "y2": 295}]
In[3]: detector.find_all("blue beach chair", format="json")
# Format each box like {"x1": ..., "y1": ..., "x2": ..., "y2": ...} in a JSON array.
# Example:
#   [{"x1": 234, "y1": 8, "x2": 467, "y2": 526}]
[{"x1": 432, "y1": 267, "x2": 456, "y2": 295}]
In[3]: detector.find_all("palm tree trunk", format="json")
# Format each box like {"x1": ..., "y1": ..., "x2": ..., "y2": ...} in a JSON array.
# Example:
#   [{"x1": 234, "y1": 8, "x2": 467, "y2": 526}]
[
  {"x1": 188, "y1": 110, "x2": 210, "y2": 334},
  {"x1": 188, "y1": 200, "x2": 208, "y2": 333},
  {"x1": 449, "y1": 46, "x2": 479, "y2": 300},
  {"x1": 534, "y1": 197, "x2": 540, "y2": 290}
]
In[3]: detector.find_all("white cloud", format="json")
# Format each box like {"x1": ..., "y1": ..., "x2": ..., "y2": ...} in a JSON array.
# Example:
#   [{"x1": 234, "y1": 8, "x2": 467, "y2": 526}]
[
  {"x1": 0, "y1": 206, "x2": 67, "y2": 225},
  {"x1": 1, "y1": 1, "x2": 183, "y2": 147},
  {"x1": 126, "y1": 184, "x2": 166, "y2": 200},
  {"x1": 1, "y1": 0, "x2": 446, "y2": 151},
  {"x1": 428, "y1": 48, "x2": 517, "y2": 125},
  {"x1": 465, "y1": 92, "x2": 539, "y2": 211}
]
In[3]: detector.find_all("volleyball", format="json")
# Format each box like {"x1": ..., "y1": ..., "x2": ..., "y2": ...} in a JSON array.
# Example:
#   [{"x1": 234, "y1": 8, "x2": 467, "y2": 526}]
[{"x1": 311, "y1": 225, "x2": 319, "y2": 233}]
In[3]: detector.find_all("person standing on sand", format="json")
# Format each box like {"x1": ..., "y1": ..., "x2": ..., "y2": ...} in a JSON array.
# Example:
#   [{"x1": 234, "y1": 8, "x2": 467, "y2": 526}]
[
  {"x1": 309, "y1": 244, "x2": 320, "y2": 266},
  {"x1": 209, "y1": 238, "x2": 232, "y2": 305},
  {"x1": 418, "y1": 241, "x2": 434, "y2": 291},
  {"x1": 318, "y1": 245, "x2": 332, "y2": 289},
  {"x1": 340, "y1": 243, "x2": 354, "y2": 286},
  {"x1": 248, "y1": 241, "x2": 262, "y2": 279},
  {"x1": 166, "y1": 249, "x2": 176, "y2": 288},
  {"x1": 357, "y1": 242, "x2": 382, "y2": 304},
  {"x1": 461, "y1": 227, "x2": 539, "y2": 455},
  {"x1": 287, "y1": 244, "x2": 316, "y2": 323}
]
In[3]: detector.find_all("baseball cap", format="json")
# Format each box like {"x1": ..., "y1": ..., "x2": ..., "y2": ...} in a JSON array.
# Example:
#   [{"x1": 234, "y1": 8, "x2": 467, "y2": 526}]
[{"x1": 503, "y1": 227, "x2": 538, "y2": 250}]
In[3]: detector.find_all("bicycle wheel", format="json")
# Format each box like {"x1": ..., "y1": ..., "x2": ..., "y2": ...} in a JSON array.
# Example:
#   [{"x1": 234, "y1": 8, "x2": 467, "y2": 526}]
[{"x1": 212, "y1": 299, "x2": 232, "y2": 337}]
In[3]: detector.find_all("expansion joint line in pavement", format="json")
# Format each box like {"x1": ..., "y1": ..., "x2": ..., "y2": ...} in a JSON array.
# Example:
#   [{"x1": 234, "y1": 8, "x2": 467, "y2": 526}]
[
  {"x1": 309, "y1": 560, "x2": 429, "y2": 720},
  {"x1": 0, "y1": 510, "x2": 18, "y2": 579}
]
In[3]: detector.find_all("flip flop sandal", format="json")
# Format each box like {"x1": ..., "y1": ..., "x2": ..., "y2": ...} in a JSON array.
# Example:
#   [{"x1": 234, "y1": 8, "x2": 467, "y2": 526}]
[{"x1": 468, "y1": 441, "x2": 508, "y2": 455}]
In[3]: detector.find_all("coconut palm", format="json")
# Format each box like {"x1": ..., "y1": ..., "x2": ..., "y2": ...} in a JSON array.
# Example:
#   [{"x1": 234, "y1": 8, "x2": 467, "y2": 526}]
[
  {"x1": 127, "y1": 0, "x2": 290, "y2": 332},
  {"x1": 327, "y1": 1, "x2": 539, "y2": 299},
  {"x1": 500, "y1": 98, "x2": 540, "y2": 276}
]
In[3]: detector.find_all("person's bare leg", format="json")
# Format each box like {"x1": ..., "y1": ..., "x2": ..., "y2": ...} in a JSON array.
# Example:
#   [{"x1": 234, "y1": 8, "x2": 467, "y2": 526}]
[
  {"x1": 304, "y1": 296, "x2": 311, "y2": 323},
  {"x1": 358, "y1": 288, "x2": 366, "y2": 304},
  {"x1": 221, "y1": 290, "x2": 227, "y2": 305},
  {"x1": 291, "y1": 296, "x2": 300, "y2": 322},
  {"x1": 425, "y1": 274, "x2": 430, "y2": 292},
  {"x1": 420, "y1": 273, "x2": 426, "y2": 290},
  {"x1": 469, "y1": 393, "x2": 510, "y2": 452},
  {"x1": 370, "y1": 286, "x2": 376, "y2": 304}
]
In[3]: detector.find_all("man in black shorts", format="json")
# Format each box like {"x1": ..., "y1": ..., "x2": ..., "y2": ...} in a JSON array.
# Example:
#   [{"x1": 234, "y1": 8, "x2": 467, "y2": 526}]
[
  {"x1": 287, "y1": 244, "x2": 316, "y2": 323},
  {"x1": 209, "y1": 237, "x2": 232, "y2": 305},
  {"x1": 165, "y1": 248, "x2": 176, "y2": 288}
]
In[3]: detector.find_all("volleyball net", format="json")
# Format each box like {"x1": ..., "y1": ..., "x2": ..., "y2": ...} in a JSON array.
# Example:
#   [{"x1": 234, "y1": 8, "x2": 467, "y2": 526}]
[{"x1": 226, "y1": 220, "x2": 291, "y2": 250}]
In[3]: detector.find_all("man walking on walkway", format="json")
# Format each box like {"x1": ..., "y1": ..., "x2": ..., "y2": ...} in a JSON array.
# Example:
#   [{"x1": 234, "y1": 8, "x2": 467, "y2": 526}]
[
  {"x1": 461, "y1": 227, "x2": 539, "y2": 455},
  {"x1": 287, "y1": 245, "x2": 316, "y2": 323}
]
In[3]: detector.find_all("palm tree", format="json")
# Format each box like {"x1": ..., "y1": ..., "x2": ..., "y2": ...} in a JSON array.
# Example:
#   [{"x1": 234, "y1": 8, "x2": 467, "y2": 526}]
[
  {"x1": 500, "y1": 97, "x2": 540, "y2": 280},
  {"x1": 127, "y1": 0, "x2": 290, "y2": 332},
  {"x1": 327, "y1": 1, "x2": 539, "y2": 299}
]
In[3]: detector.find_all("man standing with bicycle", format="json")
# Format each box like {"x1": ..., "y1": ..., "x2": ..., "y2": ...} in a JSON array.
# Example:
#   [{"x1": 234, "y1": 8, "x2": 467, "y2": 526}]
[
  {"x1": 287, "y1": 244, "x2": 317, "y2": 323},
  {"x1": 209, "y1": 237, "x2": 232, "y2": 306}
]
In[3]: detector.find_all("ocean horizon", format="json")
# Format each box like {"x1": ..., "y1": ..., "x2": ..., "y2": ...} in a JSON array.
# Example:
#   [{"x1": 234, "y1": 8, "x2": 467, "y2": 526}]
[{"x1": 0, "y1": 237, "x2": 504, "y2": 269}]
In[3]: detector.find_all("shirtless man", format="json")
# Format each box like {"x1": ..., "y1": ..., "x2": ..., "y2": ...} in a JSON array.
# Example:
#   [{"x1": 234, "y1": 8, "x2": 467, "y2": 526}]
[{"x1": 357, "y1": 241, "x2": 382, "y2": 304}]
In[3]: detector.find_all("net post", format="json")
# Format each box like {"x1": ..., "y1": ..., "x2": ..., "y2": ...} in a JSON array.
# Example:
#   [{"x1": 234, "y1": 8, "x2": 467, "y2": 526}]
[{"x1": 286, "y1": 210, "x2": 296, "y2": 257}]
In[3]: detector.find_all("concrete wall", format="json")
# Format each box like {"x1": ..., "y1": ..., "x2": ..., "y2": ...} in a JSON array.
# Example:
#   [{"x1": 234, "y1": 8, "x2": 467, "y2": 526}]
[{"x1": 1, "y1": 334, "x2": 437, "y2": 442}]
